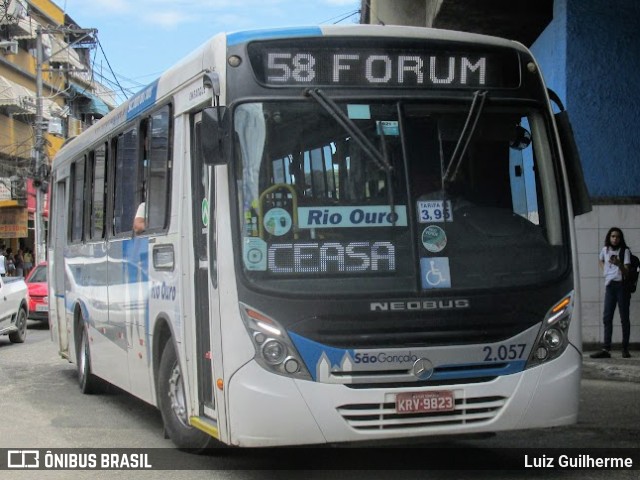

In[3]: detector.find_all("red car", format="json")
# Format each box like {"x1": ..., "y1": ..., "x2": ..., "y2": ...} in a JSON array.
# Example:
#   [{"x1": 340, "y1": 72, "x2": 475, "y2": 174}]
[{"x1": 25, "y1": 262, "x2": 48, "y2": 322}]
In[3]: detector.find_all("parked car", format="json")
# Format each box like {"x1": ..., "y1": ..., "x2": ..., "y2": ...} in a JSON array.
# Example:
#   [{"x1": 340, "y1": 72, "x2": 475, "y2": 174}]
[
  {"x1": 25, "y1": 262, "x2": 48, "y2": 322},
  {"x1": 0, "y1": 274, "x2": 29, "y2": 343}
]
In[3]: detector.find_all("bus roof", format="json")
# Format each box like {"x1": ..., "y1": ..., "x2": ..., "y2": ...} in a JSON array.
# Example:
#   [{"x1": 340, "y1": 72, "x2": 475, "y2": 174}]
[{"x1": 227, "y1": 24, "x2": 524, "y2": 49}]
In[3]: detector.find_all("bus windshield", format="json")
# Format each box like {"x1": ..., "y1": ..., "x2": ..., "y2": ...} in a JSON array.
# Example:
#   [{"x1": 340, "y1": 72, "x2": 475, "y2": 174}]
[{"x1": 234, "y1": 99, "x2": 567, "y2": 295}]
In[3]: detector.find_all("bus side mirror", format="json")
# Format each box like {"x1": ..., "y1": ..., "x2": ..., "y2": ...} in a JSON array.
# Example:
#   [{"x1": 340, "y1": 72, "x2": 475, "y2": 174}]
[
  {"x1": 554, "y1": 111, "x2": 592, "y2": 216},
  {"x1": 547, "y1": 89, "x2": 592, "y2": 217},
  {"x1": 202, "y1": 107, "x2": 228, "y2": 165}
]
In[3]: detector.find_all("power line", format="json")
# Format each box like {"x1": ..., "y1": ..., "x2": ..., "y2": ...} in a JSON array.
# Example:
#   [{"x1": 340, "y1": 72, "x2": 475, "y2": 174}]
[
  {"x1": 91, "y1": 70, "x2": 136, "y2": 96},
  {"x1": 92, "y1": 66, "x2": 145, "y2": 93},
  {"x1": 320, "y1": 8, "x2": 361, "y2": 25},
  {"x1": 333, "y1": 9, "x2": 360, "y2": 24},
  {"x1": 96, "y1": 36, "x2": 128, "y2": 100}
]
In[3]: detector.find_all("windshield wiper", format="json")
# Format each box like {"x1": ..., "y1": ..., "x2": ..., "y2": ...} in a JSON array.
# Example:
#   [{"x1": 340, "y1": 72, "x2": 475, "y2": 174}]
[
  {"x1": 443, "y1": 90, "x2": 488, "y2": 184},
  {"x1": 305, "y1": 88, "x2": 392, "y2": 173}
]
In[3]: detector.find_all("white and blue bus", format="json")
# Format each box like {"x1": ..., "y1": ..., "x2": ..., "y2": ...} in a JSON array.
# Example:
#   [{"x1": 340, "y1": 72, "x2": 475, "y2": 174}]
[{"x1": 49, "y1": 25, "x2": 591, "y2": 449}]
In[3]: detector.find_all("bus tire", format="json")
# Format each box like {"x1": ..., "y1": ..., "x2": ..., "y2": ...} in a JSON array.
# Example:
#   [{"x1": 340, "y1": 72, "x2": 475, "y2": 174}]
[
  {"x1": 78, "y1": 324, "x2": 101, "y2": 394},
  {"x1": 8, "y1": 307, "x2": 27, "y2": 343},
  {"x1": 158, "y1": 341, "x2": 215, "y2": 451}
]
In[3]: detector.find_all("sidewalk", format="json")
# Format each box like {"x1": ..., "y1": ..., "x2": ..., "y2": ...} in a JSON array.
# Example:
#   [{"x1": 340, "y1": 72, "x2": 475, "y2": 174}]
[{"x1": 582, "y1": 347, "x2": 640, "y2": 383}]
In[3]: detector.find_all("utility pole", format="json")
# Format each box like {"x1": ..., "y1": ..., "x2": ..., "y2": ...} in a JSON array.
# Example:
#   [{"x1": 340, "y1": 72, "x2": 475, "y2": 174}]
[{"x1": 34, "y1": 25, "x2": 46, "y2": 265}]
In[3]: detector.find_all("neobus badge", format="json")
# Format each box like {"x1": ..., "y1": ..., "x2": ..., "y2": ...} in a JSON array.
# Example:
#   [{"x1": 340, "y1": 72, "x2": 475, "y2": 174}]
[{"x1": 370, "y1": 299, "x2": 470, "y2": 311}]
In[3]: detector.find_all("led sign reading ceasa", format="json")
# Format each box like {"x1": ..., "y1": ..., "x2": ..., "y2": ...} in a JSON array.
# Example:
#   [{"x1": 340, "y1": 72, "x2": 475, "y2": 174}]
[
  {"x1": 268, "y1": 241, "x2": 396, "y2": 274},
  {"x1": 263, "y1": 50, "x2": 491, "y2": 88},
  {"x1": 243, "y1": 238, "x2": 397, "y2": 274}
]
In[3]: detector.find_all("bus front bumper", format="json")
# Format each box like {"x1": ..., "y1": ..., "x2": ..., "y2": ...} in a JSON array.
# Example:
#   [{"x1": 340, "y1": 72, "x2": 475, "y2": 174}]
[{"x1": 227, "y1": 345, "x2": 581, "y2": 447}]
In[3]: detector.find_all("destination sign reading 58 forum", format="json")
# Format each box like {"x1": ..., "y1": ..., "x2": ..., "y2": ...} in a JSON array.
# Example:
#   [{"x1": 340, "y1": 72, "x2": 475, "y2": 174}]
[{"x1": 249, "y1": 40, "x2": 520, "y2": 88}]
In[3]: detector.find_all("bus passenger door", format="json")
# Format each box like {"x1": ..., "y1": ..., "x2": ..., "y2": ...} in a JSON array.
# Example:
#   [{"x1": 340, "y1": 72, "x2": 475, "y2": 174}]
[
  {"x1": 192, "y1": 114, "x2": 221, "y2": 422},
  {"x1": 51, "y1": 179, "x2": 68, "y2": 354}
]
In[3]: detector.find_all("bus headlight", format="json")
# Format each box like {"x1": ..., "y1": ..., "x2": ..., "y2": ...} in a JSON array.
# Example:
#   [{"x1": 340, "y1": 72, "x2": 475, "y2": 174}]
[
  {"x1": 240, "y1": 304, "x2": 312, "y2": 380},
  {"x1": 543, "y1": 328, "x2": 563, "y2": 349},
  {"x1": 526, "y1": 293, "x2": 573, "y2": 369},
  {"x1": 262, "y1": 339, "x2": 286, "y2": 364}
]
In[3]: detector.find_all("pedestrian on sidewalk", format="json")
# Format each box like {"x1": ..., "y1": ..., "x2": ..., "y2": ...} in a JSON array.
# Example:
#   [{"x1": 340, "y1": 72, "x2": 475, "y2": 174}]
[
  {"x1": 0, "y1": 246, "x2": 6, "y2": 277},
  {"x1": 5, "y1": 248, "x2": 15, "y2": 276},
  {"x1": 13, "y1": 248, "x2": 24, "y2": 277},
  {"x1": 23, "y1": 248, "x2": 33, "y2": 276},
  {"x1": 591, "y1": 227, "x2": 632, "y2": 359}
]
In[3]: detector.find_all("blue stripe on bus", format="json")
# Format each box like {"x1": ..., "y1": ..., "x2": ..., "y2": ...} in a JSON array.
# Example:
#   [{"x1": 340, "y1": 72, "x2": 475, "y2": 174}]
[
  {"x1": 64, "y1": 238, "x2": 149, "y2": 352},
  {"x1": 121, "y1": 237, "x2": 151, "y2": 361},
  {"x1": 429, "y1": 360, "x2": 526, "y2": 380},
  {"x1": 227, "y1": 27, "x2": 323, "y2": 46},
  {"x1": 126, "y1": 80, "x2": 159, "y2": 121},
  {"x1": 289, "y1": 332, "x2": 354, "y2": 381},
  {"x1": 289, "y1": 331, "x2": 526, "y2": 382},
  {"x1": 122, "y1": 237, "x2": 150, "y2": 284}
]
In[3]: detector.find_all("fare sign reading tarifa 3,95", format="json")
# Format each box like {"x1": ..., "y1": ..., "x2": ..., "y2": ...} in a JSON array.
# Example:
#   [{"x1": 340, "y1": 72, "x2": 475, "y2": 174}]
[{"x1": 260, "y1": 50, "x2": 505, "y2": 88}]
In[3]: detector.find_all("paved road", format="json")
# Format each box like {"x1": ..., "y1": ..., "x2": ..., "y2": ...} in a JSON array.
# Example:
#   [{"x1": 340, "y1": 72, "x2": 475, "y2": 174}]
[{"x1": 1, "y1": 323, "x2": 639, "y2": 479}]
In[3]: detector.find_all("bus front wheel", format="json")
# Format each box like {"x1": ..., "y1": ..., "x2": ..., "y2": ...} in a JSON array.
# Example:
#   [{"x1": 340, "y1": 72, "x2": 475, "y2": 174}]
[{"x1": 158, "y1": 341, "x2": 215, "y2": 451}]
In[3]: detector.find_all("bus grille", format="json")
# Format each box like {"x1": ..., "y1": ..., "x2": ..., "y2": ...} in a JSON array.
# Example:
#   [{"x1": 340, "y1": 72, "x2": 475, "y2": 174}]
[{"x1": 337, "y1": 395, "x2": 506, "y2": 431}]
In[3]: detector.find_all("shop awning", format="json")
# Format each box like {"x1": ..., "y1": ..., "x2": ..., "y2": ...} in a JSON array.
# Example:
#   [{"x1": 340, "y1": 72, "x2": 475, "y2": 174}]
[
  {"x1": 7, "y1": 15, "x2": 37, "y2": 40},
  {"x1": 49, "y1": 34, "x2": 86, "y2": 71},
  {"x1": 69, "y1": 82, "x2": 110, "y2": 116},
  {"x1": 0, "y1": 75, "x2": 34, "y2": 115},
  {"x1": 0, "y1": 75, "x2": 64, "y2": 119}
]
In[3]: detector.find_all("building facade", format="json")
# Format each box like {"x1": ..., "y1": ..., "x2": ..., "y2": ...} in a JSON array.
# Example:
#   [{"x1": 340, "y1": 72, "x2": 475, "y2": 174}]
[
  {"x1": 361, "y1": 0, "x2": 640, "y2": 346},
  {"x1": 0, "y1": 0, "x2": 115, "y2": 263}
]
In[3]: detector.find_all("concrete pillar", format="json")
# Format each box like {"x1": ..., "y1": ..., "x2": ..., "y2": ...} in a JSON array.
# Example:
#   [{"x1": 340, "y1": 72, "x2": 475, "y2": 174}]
[{"x1": 368, "y1": 0, "x2": 429, "y2": 26}]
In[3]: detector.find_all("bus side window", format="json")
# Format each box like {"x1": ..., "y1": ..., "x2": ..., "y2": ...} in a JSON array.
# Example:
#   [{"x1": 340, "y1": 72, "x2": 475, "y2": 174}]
[
  {"x1": 113, "y1": 128, "x2": 139, "y2": 234},
  {"x1": 70, "y1": 156, "x2": 86, "y2": 243},
  {"x1": 146, "y1": 105, "x2": 172, "y2": 231},
  {"x1": 90, "y1": 143, "x2": 107, "y2": 240}
]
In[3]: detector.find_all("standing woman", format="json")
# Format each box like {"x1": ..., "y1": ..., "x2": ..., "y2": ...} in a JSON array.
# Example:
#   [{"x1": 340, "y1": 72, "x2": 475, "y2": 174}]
[
  {"x1": 591, "y1": 227, "x2": 632, "y2": 359},
  {"x1": 23, "y1": 248, "x2": 33, "y2": 276},
  {"x1": 13, "y1": 248, "x2": 24, "y2": 278}
]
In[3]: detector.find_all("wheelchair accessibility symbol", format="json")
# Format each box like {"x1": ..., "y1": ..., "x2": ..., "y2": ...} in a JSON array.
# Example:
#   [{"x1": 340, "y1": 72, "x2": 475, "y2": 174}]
[{"x1": 420, "y1": 257, "x2": 451, "y2": 289}]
